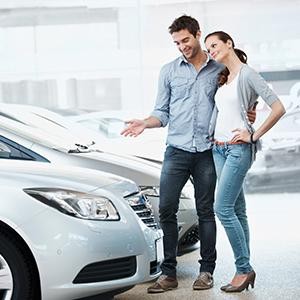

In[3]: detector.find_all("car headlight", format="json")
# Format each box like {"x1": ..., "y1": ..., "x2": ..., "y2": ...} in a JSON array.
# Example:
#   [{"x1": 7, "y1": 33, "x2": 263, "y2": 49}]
[
  {"x1": 140, "y1": 186, "x2": 160, "y2": 197},
  {"x1": 24, "y1": 188, "x2": 120, "y2": 221}
]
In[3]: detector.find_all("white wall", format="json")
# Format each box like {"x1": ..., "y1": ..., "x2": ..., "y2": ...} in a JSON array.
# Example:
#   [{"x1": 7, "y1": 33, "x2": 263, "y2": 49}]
[{"x1": 0, "y1": 0, "x2": 299, "y2": 112}]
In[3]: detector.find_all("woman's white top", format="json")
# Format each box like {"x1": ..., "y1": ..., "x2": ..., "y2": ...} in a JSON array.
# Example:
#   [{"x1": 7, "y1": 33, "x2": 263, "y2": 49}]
[{"x1": 214, "y1": 74, "x2": 246, "y2": 142}]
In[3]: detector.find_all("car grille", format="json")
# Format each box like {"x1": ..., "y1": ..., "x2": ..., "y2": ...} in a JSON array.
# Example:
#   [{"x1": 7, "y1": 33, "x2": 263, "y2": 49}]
[
  {"x1": 73, "y1": 256, "x2": 136, "y2": 284},
  {"x1": 125, "y1": 192, "x2": 158, "y2": 229},
  {"x1": 150, "y1": 260, "x2": 160, "y2": 275}
]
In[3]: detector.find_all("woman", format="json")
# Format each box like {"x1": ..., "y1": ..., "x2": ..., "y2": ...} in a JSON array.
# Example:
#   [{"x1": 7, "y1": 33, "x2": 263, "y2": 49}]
[{"x1": 204, "y1": 31, "x2": 285, "y2": 293}]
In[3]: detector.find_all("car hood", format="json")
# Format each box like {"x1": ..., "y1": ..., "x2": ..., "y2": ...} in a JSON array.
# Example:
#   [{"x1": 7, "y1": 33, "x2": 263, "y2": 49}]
[
  {"x1": 0, "y1": 160, "x2": 139, "y2": 197},
  {"x1": 0, "y1": 103, "x2": 99, "y2": 152},
  {"x1": 68, "y1": 110, "x2": 166, "y2": 162},
  {"x1": 0, "y1": 104, "x2": 163, "y2": 176},
  {"x1": 73, "y1": 150, "x2": 162, "y2": 175}
]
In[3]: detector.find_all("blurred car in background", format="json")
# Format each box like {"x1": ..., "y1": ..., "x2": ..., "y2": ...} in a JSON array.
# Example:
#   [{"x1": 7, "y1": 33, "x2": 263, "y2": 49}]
[
  {"x1": 0, "y1": 157, "x2": 163, "y2": 299},
  {"x1": 245, "y1": 108, "x2": 300, "y2": 193},
  {"x1": 0, "y1": 104, "x2": 199, "y2": 254},
  {"x1": 245, "y1": 140, "x2": 300, "y2": 193},
  {"x1": 68, "y1": 110, "x2": 166, "y2": 163},
  {"x1": 260, "y1": 107, "x2": 300, "y2": 148}
]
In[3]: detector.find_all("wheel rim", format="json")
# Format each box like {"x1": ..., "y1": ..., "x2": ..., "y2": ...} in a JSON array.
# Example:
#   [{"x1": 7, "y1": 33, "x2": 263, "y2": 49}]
[{"x1": 0, "y1": 254, "x2": 13, "y2": 300}]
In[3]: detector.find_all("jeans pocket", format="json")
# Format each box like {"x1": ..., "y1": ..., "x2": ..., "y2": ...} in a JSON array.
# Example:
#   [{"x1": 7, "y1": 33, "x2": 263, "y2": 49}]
[
  {"x1": 226, "y1": 145, "x2": 243, "y2": 164},
  {"x1": 227, "y1": 145, "x2": 251, "y2": 170},
  {"x1": 164, "y1": 146, "x2": 177, "y2": 159}
]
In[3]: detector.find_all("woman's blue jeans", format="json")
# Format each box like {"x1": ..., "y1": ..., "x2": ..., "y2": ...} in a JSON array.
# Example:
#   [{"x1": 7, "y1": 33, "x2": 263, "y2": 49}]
[
  {"x1": 213, "y1": 143, "x2": 253, "y2": 274},
  {"x1": 159, "y1": 146, "x2": 217, "y2": 278}
]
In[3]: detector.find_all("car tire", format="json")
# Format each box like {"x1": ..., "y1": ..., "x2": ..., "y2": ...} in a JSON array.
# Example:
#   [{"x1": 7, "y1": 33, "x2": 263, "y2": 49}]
[{"x1": 0, "y1": 231, "x2": 38, "y2": 300}]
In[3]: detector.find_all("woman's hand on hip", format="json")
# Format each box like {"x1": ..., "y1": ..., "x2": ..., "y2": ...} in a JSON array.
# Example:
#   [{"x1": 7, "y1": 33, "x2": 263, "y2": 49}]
[{"x1": 231, "y1": 128, "x2": 251, "y2": 143}]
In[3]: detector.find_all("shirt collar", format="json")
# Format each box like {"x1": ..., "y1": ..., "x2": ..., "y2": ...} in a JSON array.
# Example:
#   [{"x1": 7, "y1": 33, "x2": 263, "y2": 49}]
[
  {"x1": 178, "y1": 51, "x2": 212, "y2": 66},
  {"x1": 178, "y1": 55, "x2": 187, "y2": 65}
]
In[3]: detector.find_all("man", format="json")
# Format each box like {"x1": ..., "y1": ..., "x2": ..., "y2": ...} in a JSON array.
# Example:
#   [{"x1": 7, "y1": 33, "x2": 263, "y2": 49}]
[{"x1": 122, "y1": 15, "x2": 254, "y2": 293}]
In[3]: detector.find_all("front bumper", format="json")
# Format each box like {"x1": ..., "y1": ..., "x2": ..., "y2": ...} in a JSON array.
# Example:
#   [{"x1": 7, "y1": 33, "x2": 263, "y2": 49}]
[{"x1": 18, "y1": 206, "x2": 163, "y2": 300}]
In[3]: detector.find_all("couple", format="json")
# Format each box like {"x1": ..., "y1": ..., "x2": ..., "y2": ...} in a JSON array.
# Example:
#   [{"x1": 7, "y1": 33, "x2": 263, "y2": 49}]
[{"x1": 122, "y1": 15, "x2": 285, "y2": 293}]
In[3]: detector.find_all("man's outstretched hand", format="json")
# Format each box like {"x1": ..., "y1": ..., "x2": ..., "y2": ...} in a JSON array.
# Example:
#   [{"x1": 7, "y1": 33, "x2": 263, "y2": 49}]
[{"x1": 121, "y1": 119, "x2": 146, "y2": 137}]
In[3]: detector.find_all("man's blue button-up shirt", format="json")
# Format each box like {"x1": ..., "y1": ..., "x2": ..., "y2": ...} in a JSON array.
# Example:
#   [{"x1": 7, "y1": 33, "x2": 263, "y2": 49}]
[{"x1": 151, "y1": 54, "x2": 223, "y2": 153}]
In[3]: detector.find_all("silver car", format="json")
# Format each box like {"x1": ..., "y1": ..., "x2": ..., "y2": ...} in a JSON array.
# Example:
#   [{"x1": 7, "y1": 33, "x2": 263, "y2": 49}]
[
  {"x1": 0, "y1": 157, "x2": 163, "y2": 300},
  {"x1": 0, "y1": 104, "x2": 199, "y2": 254}
]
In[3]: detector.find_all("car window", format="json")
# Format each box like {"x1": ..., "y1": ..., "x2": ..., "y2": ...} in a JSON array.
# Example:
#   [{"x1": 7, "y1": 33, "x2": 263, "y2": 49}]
[{"x1": 0, "y1": 136, "x2": 49, "y2": 162}]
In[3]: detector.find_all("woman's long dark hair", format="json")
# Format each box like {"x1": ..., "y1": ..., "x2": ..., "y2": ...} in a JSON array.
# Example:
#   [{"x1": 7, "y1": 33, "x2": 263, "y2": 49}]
[{"x1": 204, "y1": 31, "x2": 247, "y2": 86}]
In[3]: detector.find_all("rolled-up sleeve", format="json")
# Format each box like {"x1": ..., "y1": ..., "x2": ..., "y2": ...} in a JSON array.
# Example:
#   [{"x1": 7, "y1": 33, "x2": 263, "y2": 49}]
[
  {"x1": 150, "y1": 64, "x2": 170, "y2": 127},
  {"x1": 248, "y1": 69, "x2": 278, "y2": 106}
]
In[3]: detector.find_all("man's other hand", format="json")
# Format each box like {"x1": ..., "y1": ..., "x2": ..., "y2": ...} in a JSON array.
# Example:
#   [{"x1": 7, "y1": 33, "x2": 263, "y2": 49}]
[{"x1": 247, "y1": 101, "x2": 258, "y2": 124}]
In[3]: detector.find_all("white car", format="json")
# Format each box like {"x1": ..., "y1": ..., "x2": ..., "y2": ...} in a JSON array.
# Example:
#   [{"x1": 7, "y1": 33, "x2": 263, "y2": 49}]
[
  {"x1": 0, "y1": 104, "x2": 199, "y2": 254},
  {"x1": 0, "y1": 157, "x2": 163, "y2": 299},
  {"x1": 68, "y1": 110, "x2": 166, "y2": 163}
]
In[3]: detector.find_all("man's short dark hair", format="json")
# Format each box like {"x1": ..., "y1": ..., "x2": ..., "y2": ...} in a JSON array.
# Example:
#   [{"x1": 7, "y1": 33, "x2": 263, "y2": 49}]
[{"x1": 168, "y1": 15, "x2": 200, "y2": 37}]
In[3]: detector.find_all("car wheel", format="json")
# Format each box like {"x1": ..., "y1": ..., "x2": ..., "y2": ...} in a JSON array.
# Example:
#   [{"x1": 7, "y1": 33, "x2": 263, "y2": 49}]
[{"x1": 0, "y1": 232, "x2": 37, "y2": 300}]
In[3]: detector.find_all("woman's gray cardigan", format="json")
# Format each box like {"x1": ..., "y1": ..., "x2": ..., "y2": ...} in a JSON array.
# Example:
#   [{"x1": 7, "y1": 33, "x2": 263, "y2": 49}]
[{"x1": 209, "y1": 64, "x2": 279, "y2": 162}]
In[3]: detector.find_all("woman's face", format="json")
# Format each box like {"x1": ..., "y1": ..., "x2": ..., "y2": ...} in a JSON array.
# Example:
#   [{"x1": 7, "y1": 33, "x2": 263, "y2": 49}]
[{"x1": 205, "y1": 35, "x2": 231, "y2": 63}]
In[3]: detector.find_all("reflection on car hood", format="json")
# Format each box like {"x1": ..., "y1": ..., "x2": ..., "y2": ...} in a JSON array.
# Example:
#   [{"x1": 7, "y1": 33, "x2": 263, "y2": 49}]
[
  {"x1": 0, "y1": 104, "x2": 100, "y2": 151},
  {"x1": 0, "y1": 104, "x2": 162, "y2": 171},
  {"x1": 68, "y1": 110, "x2": 166, "y2": 162},
  {"x1": 0, "y1": 160, "x2": 139, "y2": 197},
  {"x1": 0, "y1": 104, "x2": 163, "y2": 180}
]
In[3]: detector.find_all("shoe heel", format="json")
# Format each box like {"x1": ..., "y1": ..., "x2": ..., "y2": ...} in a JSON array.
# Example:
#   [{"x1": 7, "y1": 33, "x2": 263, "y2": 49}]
[{"x1": 248, "y1": 271, "x2": 255, "y2": 289}]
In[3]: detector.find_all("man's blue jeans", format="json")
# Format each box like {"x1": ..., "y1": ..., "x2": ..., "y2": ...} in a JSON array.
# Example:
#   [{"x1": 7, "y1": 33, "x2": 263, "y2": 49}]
[
  {"x1": 213, "y1": 143, "x2": 253, "y2": 274},
  {"x1": 159, "y1": 146, "x2": 217, "y2": 278}
]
